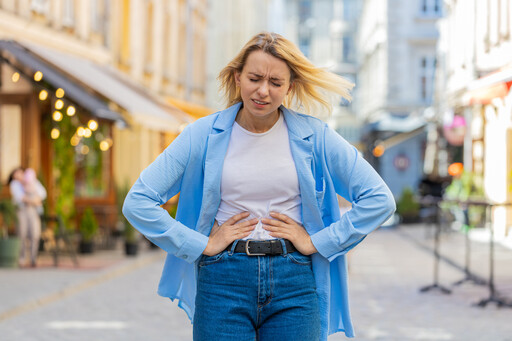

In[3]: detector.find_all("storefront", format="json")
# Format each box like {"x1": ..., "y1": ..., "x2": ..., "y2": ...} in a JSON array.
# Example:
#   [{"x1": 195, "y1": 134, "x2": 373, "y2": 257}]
[
  {"x1": 0, "y1": 40, "x2": 192, "y2": 236},
  {"x1": 463, "y1": 64, "x2": 512, "y2": 238}
]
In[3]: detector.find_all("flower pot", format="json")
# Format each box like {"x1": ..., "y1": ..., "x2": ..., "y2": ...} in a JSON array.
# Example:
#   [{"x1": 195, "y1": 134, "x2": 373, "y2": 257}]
[
  {"x1": 79, "y1": 241, "x2": 94, "y2": 254},
  {"x1": 0, "y1": 237, "x2": 21, "y2": 268},
  {"x1": 124, "y1": 242, "x2": 138, "y2": 256}
]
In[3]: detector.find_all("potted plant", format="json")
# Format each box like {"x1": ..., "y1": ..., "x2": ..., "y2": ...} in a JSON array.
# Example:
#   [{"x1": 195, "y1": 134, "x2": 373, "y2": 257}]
[
  {"x1": 116, "y1": 183, "x2": 140, "y2": 255},
  {"x1": 79, "y1": 207, "x2": 98, "y2": 254},
  {"x1": 396, "y1": 187, "x2": 420, "y2": 224},
  {"x1": 0, "y1": 198, "x2": 20, "y2": 268}
]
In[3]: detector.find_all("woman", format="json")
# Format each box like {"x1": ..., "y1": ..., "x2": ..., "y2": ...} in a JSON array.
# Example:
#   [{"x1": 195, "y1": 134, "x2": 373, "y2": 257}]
[
  {"x1": 8, "y1": 167, "x2": 47, "y2": 267},
  {"x1": 123, "y1": 32, "x2": 395, "y2": 340}
]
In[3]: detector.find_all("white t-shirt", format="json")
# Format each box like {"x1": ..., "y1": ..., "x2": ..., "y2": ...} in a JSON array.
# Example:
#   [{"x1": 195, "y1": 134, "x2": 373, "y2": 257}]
[{"x1": 215, "y1": 113, "x2": 302, "y2": 240}]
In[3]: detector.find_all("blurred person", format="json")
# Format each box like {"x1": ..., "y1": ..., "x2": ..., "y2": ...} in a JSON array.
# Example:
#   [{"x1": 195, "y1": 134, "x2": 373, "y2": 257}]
[
  {"x1": 123, "y1": 32, "x2": 395, "y2": 340},
  {"x1": 8, "y1": 167, "x2": 47, "y2": 267}
]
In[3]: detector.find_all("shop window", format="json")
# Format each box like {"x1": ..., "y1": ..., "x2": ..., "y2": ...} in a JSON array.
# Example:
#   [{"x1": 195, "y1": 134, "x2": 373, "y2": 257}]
[
  {"x1": 74, "y1": 124, "x2": 112, "y2": 198},
  {"x1": 0, "y1": 105, "x2": 22, "y2": 184}
]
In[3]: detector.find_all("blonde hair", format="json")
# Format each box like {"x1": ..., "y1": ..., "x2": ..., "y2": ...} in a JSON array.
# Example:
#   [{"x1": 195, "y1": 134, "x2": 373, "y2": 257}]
[{"x1": 218, "y1": 32, "x2": 354, "y2": 115}]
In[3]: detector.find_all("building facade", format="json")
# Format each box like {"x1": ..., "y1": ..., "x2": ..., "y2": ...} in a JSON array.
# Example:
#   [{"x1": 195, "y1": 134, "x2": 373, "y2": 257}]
[
  {"x1": 438, "y1": 0, "x2": 512, "y2": 238},
  {"x1": 356, "y1": 0, "x2": 441, "y2": 197},
  {"x1": 0, "y1": 0, "x2": 209, "y2": 233}
]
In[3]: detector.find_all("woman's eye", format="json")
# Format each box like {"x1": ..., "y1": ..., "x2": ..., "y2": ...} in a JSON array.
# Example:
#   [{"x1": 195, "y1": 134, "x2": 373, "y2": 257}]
[
  {"x1": 249, "y1": 79, "x2": 258, "y2": 82},
  {"x1": 272, "y1": 83, "x2": 282, "y2": 87}
]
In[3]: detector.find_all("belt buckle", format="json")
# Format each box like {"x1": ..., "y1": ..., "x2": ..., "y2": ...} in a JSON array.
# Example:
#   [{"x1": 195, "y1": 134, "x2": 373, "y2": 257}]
[{"x1": 245, "y1": 240, "x2": 265, "y2": 256}]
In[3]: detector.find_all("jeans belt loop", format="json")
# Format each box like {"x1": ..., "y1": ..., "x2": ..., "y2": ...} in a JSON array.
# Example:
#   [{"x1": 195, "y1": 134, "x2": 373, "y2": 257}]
[
  {"x1": 245, "y1": 240, "x2": 266, "y2": 256},
  {"x1": 229, "y1": 240, "x2": 239, "y2": 256},
  {"x1": 279, "y1": 239, "x2": 288, "y2": 255}
]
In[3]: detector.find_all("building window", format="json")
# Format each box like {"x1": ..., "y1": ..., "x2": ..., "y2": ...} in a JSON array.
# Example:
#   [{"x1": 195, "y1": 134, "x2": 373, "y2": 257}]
[
  {"x1": 30, "y1": 0, "x2": 49, "y2": 15},
  {"x1": 420, "y1": 56, "x2": 436, "y2": 103},
  {"x1": 62, "y1": 0, "x2": 75, "y2": 28},
  {"x1": 420, "y1": 0, "x2": 441, "y2": 16}
]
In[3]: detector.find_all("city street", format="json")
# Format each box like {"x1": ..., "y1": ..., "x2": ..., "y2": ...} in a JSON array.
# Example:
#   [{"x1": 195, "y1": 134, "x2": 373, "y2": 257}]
[{"x1": 1, "y1": 226, "x2": 512, "y2": 341}]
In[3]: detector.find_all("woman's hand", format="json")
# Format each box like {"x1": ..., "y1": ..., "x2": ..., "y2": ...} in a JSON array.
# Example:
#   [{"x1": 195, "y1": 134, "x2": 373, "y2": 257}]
[
  {"x1": 203, "y1": 212, "x2": 258, "y2": 256},
  {"x1": 262, "y1": 212, "x2": 318, "y2": 255}
]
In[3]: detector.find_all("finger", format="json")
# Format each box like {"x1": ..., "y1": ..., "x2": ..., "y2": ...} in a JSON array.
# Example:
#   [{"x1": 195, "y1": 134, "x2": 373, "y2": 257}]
[
  {"x1": 261, "y1": 218, "x2": 283, "y2": 226},
  {"x1": 225, "y1": 212, "x2": 251, "y2": 225},
  {"x1": 269, "y1": 212, "x2": 294, "y2": 224},
  {"x1": 236, "y1": 218, "x2": 259, "y2": 228}
]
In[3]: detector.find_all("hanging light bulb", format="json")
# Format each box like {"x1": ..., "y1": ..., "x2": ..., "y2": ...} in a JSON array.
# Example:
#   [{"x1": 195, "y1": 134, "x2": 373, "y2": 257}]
[
  {"x1": 39, "y1": 90, "x2": 49, "y2": 101},
  {"x1": 87, "y1": 119, "x2": 98, "y2": 131},
  {"x1": 55, "y1": 88, "x2": 65, "y2": 98},
  {"x1": 70, "y1": 134, "x2": 80, "y2": 146},
  {"x1": 99, "y1": 140, "x2": 110, "y2": 151},
  {"x1": 77, "y1": 126, "x2": 85, "y2": 137},
  {"x1": 51, "y1": 128, "x2": 60, "y2": 139},
  {"x1": 55, "y1": 99, "x2": 64, "y2": 110},
  {"x1": 52, "y1": 111, "x2": 63, "y2": 122},
  {"x1": 11, "y1": 72, "x2": 20, "y2": 83},
  {"x1": 66, "y1": 105, "x2": 76, "y2": 116},
  {"x1": 34, "y1": 71, "x2": 43, "y2": 82},
  {"x1": 83, "y1": 128, "x2": 92, "y2": 138},
  {"x1": 81, "y1": 145, "x2": 90, "y2": 155}
]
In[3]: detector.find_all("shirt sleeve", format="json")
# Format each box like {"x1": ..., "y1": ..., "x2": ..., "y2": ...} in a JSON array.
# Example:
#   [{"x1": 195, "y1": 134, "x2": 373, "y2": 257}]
[
  {"x1": 9, "y1": 181, "x2": 25, "y2": 206},
  {"x1": 310, "y1": 126, "x2": 396, "y2": 261},
  {"x1": 122, "y1": 126, "x2": 209, "y2": 264}
]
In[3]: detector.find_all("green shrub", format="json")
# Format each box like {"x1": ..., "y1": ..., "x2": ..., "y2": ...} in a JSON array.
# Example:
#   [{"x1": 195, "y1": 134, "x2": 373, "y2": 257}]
[
  {"x1": 80, "y1": 207, "x2": 98, "y2": 242},
  {"x1": 396, "y1": 187, "x2": 420, "y2": 220}
]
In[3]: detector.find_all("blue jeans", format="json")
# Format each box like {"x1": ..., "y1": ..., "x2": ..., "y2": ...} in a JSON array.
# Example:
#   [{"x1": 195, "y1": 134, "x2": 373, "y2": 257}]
[{"x1": 193, "y1": 240, "x2": 320, "y2": 341}]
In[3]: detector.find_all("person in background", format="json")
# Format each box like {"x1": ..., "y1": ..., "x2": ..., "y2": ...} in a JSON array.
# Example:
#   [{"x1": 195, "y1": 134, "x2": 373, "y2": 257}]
[
  {"x1": 123, "y1": 32, "x2": 395, "y2": 340},
  {"x1": 8, "y1": 167, "x2": 47, "y2": 267}
]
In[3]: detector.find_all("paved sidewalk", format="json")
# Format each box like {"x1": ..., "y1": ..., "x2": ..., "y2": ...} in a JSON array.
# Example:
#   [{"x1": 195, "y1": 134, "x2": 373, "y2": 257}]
[{"x1": 1, "y1": 226, "x2": 511, "y2": 340}]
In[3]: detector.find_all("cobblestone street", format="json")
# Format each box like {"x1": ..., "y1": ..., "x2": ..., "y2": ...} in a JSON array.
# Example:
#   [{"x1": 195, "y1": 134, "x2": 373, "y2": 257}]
[{"x1": 1, "y1": 226, "x2": 511, "y2": 341}]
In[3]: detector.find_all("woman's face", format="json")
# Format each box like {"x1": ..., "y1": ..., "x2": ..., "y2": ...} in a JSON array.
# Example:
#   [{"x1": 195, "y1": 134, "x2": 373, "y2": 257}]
[{"x1": 235, "y1": 50, "x2": 292, "y2": 122}]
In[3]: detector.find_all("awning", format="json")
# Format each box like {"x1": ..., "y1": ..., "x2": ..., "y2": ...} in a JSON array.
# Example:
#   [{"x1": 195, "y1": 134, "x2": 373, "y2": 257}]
[
  {"x1": 167, "y1": 96, "x2": 214, "y2": 119},
  {"x1": 0, "y1": 40, "x2": 125, "y2": 124},
  {"x1": 22, "y1": 41, "x2": 193, "y2": 132},
  {"x1": 464, "y1": 64, "x2": 512, "y2": 105},
  {"x1": 367, "y1": 111, "x2": 426, "y2": 133}
]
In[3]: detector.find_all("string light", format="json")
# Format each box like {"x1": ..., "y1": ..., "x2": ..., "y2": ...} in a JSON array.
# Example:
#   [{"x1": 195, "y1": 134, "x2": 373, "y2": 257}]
[
  {"x1": 51, "y1": 128, "x2": 60, "y2": 139},
  {"x1": 87, "y1": 119, "x2": 98, "y2": 131},
  {"x1": 55, "y1": 99, "x2": 64, "y2": 110},
  {"x1": 34, "y1": 71, "x2": 43, "y2": 82},
  {"x1": 66, "y1": 105, "x2": 76, "y2": 116},
  {"x1": 11, "y1": 72, "x2": 20, "y2": 83},
  {"x1": 99, "y1": 140, "x2": 110, "y2": 151},
  {"x1": 83, "y1": 128, "x2": 92, "y2": 138},
  {"x1": 70, "y1": 134, "x2": 80, "y2": 146},
  {"x1": 56, "y1": 88, "x2": 65, "y2": 98},
  {"x1": 80, "y1": 145, "x2": 90, "y2": 155},
  {"x1": 52, "y1": 111, "x2": 63, "y2": 122},
  {"x1": 77, "y1": 126, "x2": 85, "y2": 137},
  {"x1": 39, "y1": 90, "x2": 48, "y2": 101}
]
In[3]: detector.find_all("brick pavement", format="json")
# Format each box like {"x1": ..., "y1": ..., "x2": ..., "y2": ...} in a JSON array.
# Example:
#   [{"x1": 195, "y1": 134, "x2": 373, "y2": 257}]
[{"x1": 0, "y1": 226, "x2": 511, "y2": 340}]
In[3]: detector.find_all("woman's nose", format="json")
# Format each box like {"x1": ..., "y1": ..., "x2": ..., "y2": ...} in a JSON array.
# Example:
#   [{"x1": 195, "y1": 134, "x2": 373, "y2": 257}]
[{"x1": 257, "y1": 81, "x2": 269, "y2": 96}]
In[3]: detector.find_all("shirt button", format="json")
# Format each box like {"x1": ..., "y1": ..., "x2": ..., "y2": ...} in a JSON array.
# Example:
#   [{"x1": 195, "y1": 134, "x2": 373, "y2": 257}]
[{"x1": 183, "y1": 255, "x2": 188, "y2": 259}]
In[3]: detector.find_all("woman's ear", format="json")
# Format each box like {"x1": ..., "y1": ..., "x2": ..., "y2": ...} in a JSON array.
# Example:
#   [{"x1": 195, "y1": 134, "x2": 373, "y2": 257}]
[
  {"x1": 287, "y1": 82, "x2": 293, "y2": 95},
  {"x1": 234, "y1": 71, "x2": 241, "y2": 87}
]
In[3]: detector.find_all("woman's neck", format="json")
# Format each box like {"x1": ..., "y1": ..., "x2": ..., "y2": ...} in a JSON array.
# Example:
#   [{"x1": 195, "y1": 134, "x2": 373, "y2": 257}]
[{"x1": 236, "y1": 108, "x2": 280, "y2": 133}]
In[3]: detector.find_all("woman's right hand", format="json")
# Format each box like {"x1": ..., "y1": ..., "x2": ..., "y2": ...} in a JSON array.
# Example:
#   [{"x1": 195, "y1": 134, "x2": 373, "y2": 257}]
[{"x1": 203, "y1": 212, "x2": 257, "y2": 256}]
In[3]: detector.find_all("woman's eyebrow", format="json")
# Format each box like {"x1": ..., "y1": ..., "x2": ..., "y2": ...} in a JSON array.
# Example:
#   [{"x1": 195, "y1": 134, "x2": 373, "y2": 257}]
[{"x1": 248, "y1": 72, "x2": 284, "y2": 82}]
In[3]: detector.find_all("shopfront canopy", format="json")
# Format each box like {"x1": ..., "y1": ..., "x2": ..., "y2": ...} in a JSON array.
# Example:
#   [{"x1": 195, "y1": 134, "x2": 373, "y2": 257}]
[
  {"x1": 0, "y1": 40, "x2": 125, "y2": 125},
  {"x1": 22, "y1": 42, "x2": 193, "y2": 133},
  {"x1": 465, "y1": 64, "x2": 512, "y2": 105}
]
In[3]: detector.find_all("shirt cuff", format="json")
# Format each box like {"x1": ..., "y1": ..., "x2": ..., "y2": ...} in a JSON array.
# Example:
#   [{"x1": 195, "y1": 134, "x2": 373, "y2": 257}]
[
  {"x1": 310, "y1": 227, "x2": 340, "y2": 261},
  {"x1": 175, "y1": 228, "x2": 209, "y2": 264}
]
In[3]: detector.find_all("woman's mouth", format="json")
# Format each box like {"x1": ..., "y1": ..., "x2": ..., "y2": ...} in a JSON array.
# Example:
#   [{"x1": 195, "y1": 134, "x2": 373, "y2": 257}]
[{"x1": 252, "y1": 99, "x2": 269, "y2": 107}]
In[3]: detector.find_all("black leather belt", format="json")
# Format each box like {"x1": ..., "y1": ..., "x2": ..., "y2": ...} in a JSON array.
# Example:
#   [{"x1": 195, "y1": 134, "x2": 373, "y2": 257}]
[{"x1": 226, "y1": 239, "x2": 297, "y2": 256}]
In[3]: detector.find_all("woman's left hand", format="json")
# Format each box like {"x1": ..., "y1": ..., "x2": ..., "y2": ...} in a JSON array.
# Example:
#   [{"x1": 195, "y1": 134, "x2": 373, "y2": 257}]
[{"x1": 262, "y1": 212, "x2": 318, "y2": 255}]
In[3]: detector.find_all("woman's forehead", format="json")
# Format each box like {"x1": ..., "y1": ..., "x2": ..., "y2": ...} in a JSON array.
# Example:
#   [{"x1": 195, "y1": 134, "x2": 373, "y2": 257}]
[{"x1": 243, "y1": 50, "x2": 290, "y2": 79}]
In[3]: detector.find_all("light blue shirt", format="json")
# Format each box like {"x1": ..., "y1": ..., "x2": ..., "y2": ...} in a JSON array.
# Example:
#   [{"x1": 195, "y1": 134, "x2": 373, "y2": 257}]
[{"x1": 123, "y1": 103, "x2": 396, "y2": 339}]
